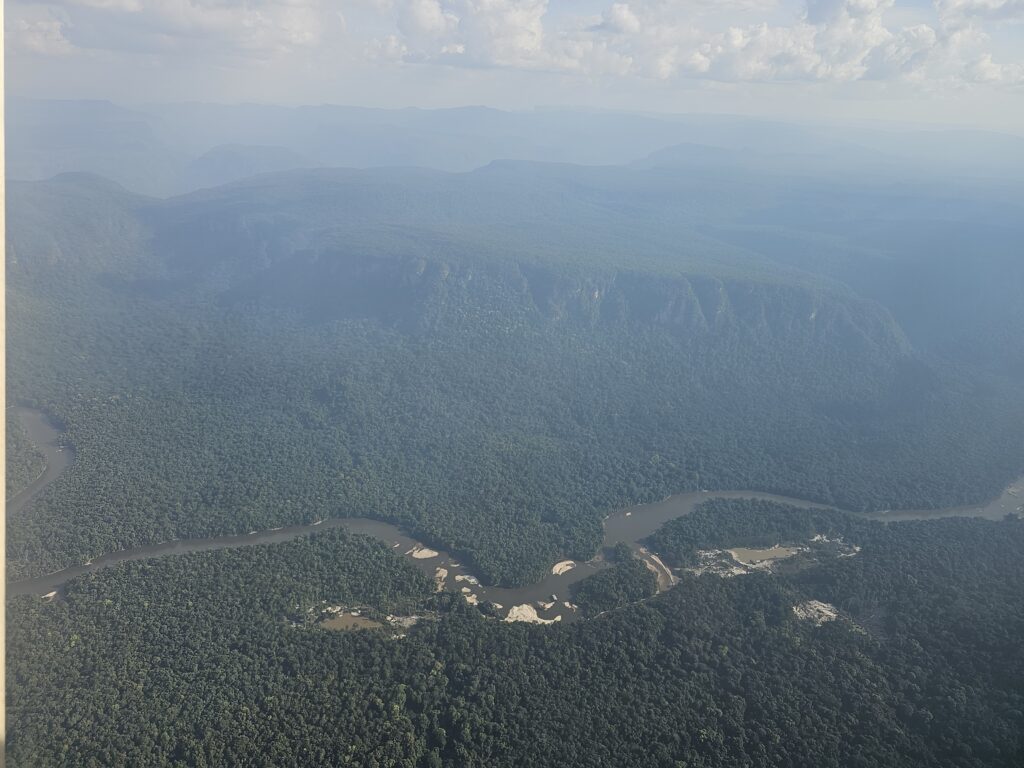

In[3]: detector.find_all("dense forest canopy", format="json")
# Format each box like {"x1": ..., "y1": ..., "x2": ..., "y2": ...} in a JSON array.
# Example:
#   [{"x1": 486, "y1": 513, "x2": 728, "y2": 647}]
[
  {"x1": 6, "y1": 100, "x2": 1024, "y2": 768},
  {"x1": 5, "y1": 412, "x2": 45, "y2": 498},
  {"x1": 6, "y1": 163, "x2": 1024, "y2": 584},
  {"x1": 8, "y1": 503, "x2": 1024, "y2": 766}
]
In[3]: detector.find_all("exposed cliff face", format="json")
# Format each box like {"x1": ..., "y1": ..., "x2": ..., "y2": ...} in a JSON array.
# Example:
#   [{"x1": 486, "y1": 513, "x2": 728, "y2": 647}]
[
  {"x1": 82, "y1": 166, "x2": 902, "y2": 361},
  {"x1": 7, "y1": 171, "x2": 910, "y2": 374},
  {"x1": 206, "y1": 244, "x2": 906, "y2": 363},
  {"x1": 515, "y1": 264, "x2": 905, "y2": 350}
]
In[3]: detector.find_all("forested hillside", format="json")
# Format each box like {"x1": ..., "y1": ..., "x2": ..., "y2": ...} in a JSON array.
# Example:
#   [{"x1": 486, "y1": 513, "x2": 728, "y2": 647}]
[
  {"x1": 9, "y1": 505, "x2": 1024, "y2": 766},
  {"x1": 7, "y1": 166, "x2": 1024, "y2": 583}
]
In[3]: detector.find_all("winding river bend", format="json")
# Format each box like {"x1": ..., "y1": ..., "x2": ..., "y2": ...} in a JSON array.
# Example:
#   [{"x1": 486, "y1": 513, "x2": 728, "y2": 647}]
[
  {"x1": 8, "y1": 407, "x2": 1024, "y2": 622},
  {"x1": 6, "y1": 407, "x2": 75, "y2": 520}
]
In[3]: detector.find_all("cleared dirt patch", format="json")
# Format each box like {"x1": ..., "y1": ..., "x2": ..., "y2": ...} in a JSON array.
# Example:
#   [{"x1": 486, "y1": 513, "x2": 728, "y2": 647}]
[
  {"x1": 728, "y1": 545, "x2": 800, "y2": 566},
  {"x1": 321, "y1": 612, "x2": 385, "y2": 631},
  {"x1": 793, "y1": 600, "x2": 839, "y2": 625}
]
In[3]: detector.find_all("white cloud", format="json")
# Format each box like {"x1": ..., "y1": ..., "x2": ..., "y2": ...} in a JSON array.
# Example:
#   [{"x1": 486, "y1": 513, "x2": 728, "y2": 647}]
[
  {"x1": 967, "y1": 51, "x2": 1004, "y2": 79},
  {"x1": 9, "y1": 0, "x2": 336, "y2": 59},
  {"x1": 451, "y1": 0, "x2": 549, "y2": 67},
  {"x1": 398, "y1": 0, "x2": 458, "y2": 41},
  {"x1": 369, "y1": 32, "x2": 410, "y2": 61},
  {"x1": 11, "y1": 14, "x2": 75, "y2": 55},
  {"x1": 863, "y1": 23, "x2": 938, "y2": 79},
  {"x1": 375, "y1": 0, "x2": 933, "y2": 82},
  {"x1": 937, "y1": 0, "x2": 1024, "y2": 26},
  {"x1": 573, "y1": 0, "x2": 939, "y2": 83},
  {"x1": 573, "y1": 0, "x2": 1024, "y2": 86},
  {"x1": 7, "y1": 0, "x2": 1023, "y2": 90},
  {"x1": 64, "y1": 0, "x2": 142, "y2": 11},
  {"x1": 598, "y1": 3, "x2": 642, "y2": 34},
  {"x1": 806, "y1": 0, "x2": 883, "y2": 24},
  {"x1": 378, "y1": 0, "x2": 555, "y2": 68}
]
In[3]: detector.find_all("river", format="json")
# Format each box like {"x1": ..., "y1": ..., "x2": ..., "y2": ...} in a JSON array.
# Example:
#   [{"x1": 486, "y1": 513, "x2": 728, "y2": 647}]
[
  {"x1": 7, "y1": 407, "x2": 1023, "y2": 622},
  {"x1": 6, "y1": 407, "x2": 75, "y2": 520}
]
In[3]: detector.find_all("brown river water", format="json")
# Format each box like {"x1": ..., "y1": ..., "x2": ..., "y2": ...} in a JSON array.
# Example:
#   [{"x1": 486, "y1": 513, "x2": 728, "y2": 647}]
[{"x1": 8, "y1": 408, "x2": 1023, "y2": 622}]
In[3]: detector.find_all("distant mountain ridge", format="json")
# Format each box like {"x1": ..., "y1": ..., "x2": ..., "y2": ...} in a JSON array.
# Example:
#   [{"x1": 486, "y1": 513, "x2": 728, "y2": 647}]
[{"x1": 9, "y1": 99, "x2": 1024, "y2": 196}]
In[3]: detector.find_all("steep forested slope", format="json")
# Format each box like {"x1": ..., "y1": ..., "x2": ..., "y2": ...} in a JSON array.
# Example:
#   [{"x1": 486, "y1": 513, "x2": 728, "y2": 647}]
[
  {"x1": 696, "y1": 175, "x2": 1024, "y2": 378},
  {"x1": 7, "y1": 167, "x2": 1024, "y2": 583}
]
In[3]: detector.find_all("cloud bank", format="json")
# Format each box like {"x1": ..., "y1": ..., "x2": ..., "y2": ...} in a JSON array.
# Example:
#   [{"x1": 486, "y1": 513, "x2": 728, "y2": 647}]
[{"x1": 7, "y1": 0, "x2": 1024, "y2": 93}]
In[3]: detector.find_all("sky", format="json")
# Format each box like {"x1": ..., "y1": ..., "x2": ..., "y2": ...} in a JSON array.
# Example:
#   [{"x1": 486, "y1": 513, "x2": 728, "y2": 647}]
[{"x1": 7, "y1": 0, "x2": 1024, "y2": 131}]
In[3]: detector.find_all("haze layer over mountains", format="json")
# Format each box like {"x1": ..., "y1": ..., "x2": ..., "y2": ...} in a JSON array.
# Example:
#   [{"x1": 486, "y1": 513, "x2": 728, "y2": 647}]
[{"x1": 10, "y1": 99, "x2": 1024, "y2": 196}]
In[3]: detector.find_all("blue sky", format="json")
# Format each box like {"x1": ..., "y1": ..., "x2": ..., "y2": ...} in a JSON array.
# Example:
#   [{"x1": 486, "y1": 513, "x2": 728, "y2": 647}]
[{"x1": 7, "y1": 0, "x2": 1024, "y2": 131}]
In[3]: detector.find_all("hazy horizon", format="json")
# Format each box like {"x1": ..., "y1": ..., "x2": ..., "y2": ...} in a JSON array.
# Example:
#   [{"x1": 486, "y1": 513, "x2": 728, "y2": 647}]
[
  {"x1": 11, "y1": 95, "x2": 1024, "y2": 137},
  {"x1": 8, "y1": 0, "x2": 1024, "y2": 133},
  {"x1": 9, "y1": 95, "x2": 1024, "y2": 201}
]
